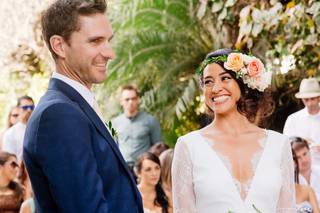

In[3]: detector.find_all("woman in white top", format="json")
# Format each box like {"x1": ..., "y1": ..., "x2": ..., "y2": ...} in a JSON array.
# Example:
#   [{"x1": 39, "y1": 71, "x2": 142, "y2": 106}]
[
  {"x1": 291, "y1": 137, "x2": 320, "y2": 213},
  {"x1": 135, "y1": 152, "x2": 172, "y2": 213},
  {"x1": 172, "y1": 49, "x2": 296, "y2": 213}
]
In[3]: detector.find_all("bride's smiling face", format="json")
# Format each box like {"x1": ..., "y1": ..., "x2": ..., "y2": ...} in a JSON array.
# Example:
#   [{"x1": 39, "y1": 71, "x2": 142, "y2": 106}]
[{"x1": 202, "y1": 63, "x2": 241, "y2": 115}]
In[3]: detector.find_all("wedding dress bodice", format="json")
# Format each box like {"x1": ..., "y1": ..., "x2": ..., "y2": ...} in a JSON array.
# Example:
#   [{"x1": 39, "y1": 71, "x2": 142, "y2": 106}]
[{"x1": 172, "y1": 130, "x2": 296, "y2": 213}]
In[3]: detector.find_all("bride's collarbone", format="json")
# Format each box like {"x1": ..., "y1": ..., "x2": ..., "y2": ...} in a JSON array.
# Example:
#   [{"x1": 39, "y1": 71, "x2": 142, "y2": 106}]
[{"x1": 201, "y1": 128, "x2": 266, "y2": 145}]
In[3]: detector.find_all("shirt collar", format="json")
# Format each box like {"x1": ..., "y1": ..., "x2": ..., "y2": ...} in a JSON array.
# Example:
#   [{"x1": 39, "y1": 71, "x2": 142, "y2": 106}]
[
  {"x1": 302, "y1": 107, "x2": 320, "y2": 117},
  {"x1": 52, "y1": 72, "x2": 95, "y2": 107}
]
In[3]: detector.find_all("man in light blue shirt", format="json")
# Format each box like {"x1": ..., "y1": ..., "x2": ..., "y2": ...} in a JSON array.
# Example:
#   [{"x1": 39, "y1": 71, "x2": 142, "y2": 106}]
[{"x1": 112, "y1": 85, "x2": 163, "y2": 168}]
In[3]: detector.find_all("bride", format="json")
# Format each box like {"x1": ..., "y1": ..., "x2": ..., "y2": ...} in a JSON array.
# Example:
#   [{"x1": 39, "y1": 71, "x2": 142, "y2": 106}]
[{"x1": 172, "y1": 49, "x2": 296, "y2": 212}]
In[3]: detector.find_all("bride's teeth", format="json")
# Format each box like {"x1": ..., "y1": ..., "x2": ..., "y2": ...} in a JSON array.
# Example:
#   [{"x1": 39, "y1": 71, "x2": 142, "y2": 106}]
[{"x1": 213, "y1": 95, "x2": 229, "y2": 102}]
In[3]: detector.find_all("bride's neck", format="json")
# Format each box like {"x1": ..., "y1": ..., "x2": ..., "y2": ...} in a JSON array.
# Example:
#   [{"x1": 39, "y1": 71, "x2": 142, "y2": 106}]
[{"x1": 210, "y1": 111, "x2": 256, "y2": 135}]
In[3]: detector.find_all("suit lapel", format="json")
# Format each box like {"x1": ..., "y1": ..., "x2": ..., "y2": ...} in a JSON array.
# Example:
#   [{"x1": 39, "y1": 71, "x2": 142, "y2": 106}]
[{"x1": 48, "y1": 78, "x2": 135, "y2": 182}]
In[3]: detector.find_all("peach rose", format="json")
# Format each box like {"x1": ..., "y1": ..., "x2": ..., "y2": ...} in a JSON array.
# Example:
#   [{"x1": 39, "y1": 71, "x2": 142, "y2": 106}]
[
  {"x1": 247, "y1": 58, "x2": 264, "y2": 77},
  {"x1": 224, "y1": 53, "x2": 244, "y2": 71}
]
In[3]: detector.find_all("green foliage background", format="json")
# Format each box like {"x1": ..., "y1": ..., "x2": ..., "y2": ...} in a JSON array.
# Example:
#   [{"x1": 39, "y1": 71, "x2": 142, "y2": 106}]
[{"x1": 1, "y1": 0, "x2": 319, "y2": 147}]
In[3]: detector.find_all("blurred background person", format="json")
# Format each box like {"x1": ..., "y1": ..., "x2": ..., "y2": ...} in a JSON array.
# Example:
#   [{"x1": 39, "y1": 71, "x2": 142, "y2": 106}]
[
  {"x1": 159, "y1": 149, "x2": 173, "y2": 209},
  {"x1": 0, "y1": 151, "x2": 23, "y2": 212},
  {"x1": 284, "y1": 78, "x2": 320, "y2": 166},
  {"x1": 149, "y1": 142, "x2": 169, "y2": 157},
  {"x1": 112, "y1": 85, "x2": 162, "y2": 173},
  {"x1": 134, "y1": 152, "x2": 171, "y2": 213},
  {"x1": 0, "y1": 107, "x2": 20, "y2": 149},
  {"x1": 17, "y1": 162, "x2": 32, "y2": 201},
  {"x1": 2, "y1": 96, "x2": 34, "y2": 162},
  {"x1": 18, "y1": 162, "x2": 35, "y2": 213},
  {"x1": 292, "y1": 146, "x2": 320, "y2": 212},
  {"x1": 291, "y1": 136, "x2": 320, "y2": 205}
]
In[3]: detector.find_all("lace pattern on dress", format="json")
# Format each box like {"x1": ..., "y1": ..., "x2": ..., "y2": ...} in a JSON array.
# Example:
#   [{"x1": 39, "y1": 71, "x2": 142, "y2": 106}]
[
  {"x1": 204, "y1": 131, "x2": 267, "y2": 200},
  {"x1": 172, "y1": 138, "x2": 196, "y2": 213},
  {"x1": 172, "y1": 131, "x2": 297, "y2": 213},
  {"x1": 276, "y1": 138, "x2": 297, "y2": 212}
]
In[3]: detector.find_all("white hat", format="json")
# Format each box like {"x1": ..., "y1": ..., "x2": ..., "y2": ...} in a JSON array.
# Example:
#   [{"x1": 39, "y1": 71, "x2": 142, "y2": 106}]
[{"x1": 295, "y1": 78, "x2": 320, "y2": 99}]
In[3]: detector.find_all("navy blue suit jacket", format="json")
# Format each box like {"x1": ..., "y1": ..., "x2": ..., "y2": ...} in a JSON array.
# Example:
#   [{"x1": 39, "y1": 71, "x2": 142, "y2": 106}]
[{"x1": 23, "y1": 78, "x2": 143, "y2": 213}]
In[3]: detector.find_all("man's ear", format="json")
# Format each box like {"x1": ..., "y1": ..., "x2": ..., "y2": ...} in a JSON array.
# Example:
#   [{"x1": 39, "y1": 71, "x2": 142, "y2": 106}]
[{"x1": 49, "y1": 35, "x2": 67, "y2": 58}]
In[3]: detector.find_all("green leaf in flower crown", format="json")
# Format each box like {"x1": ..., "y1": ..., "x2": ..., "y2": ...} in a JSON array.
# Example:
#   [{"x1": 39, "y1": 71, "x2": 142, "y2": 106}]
[{"x1": 196, "y1": 55, "x2": 228, "y2": 75}]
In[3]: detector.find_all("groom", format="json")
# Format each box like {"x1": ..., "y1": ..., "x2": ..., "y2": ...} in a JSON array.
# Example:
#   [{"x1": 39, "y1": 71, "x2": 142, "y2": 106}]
[{"x1": 23, "y1": 0, "x2": 143, "y2": 212}]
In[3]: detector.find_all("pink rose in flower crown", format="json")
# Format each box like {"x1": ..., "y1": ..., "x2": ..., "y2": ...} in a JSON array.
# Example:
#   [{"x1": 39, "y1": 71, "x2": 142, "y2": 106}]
[
  {"x1": 224, "y1": 53, "x2": 244, "y2": 72},
  {"x1": 247, "y1": 58, "x2": 264, "y2": 77}
]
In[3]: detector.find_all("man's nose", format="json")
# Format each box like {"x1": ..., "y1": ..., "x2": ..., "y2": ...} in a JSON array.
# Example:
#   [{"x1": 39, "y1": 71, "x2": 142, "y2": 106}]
[{"x1": 101, "y1": 43, "x2": 116, "y2": 59}]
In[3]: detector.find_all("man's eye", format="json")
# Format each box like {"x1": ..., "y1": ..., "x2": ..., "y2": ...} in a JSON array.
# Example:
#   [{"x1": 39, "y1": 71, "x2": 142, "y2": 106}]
[{"x1": 91, "y1": 38, "x2": 103, "y2": 44}]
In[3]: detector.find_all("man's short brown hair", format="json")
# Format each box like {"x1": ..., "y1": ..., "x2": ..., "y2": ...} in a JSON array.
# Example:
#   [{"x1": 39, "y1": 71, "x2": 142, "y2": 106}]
[
  {"x1": 41, "y1": 0, "x2": 107, "y2": 59},
  {"x1": 121, "y1": 85, "x2": 140, "y2": 97}
]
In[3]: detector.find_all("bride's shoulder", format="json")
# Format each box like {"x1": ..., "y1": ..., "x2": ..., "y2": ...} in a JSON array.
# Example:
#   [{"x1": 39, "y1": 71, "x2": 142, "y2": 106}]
[
  {"x1": 176, "y1": 130, "x2": 202, "y2": 146},
  {"x1": 266, "y1": 129, "x2": 290, "y2": 147}
]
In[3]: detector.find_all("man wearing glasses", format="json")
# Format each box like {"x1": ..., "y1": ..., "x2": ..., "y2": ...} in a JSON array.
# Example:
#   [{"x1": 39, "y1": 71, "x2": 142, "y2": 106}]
[
  {"x1": 2, "y1": 95, "x2": 34, "y2": 162},
  {"x1": 112, "y1": 85, "x2": 163, "y2": 172}
]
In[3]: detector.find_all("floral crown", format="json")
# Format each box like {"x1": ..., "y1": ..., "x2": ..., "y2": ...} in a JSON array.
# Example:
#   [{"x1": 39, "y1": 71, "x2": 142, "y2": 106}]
[{"x1": 197, "y1": 53, "x2": 272, "y2": 92}]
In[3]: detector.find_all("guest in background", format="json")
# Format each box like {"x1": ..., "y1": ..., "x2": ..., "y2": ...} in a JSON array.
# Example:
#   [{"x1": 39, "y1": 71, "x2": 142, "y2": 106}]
[
  {"x1": 18, "y1": 161, "x2": 35, "y2": 213},
  {"x1": 17, "y1": 162, "x2": 32, "y2": 201},
  {"x1": 0, "y1": 107, "x2": 20, "y2": 149},
  {"x1": 6, "y1": 107, "x2": 20, "y2": 129},
  {"x1": 283, "y1": 78, "x2": 320, "y2": 166},
  {"x1": 284, "y1": 78, "x2": 320, "y2": 145},
  {"x1": 159, "y1": 149, "x2": 174, "y2": 209},
  {"x1": 291, "y1": 136, "x2": 320, "y2": 205},
  {"x1": 112, "y1": 85, "x2": 163, "y2": 171},
  {"x1": 292, "y1": 146, "x2": 320, "y2": 212},
  {"x1": 2, "y1": 96, "x2": 34, "y2": 162},
  {"x1": 135, "y1": 152, "x2": 172, "y2": 213},
  {"x1": 0, "y1": 151, "x2": 23, "y2": 212},
  {"x1": 149, "y1": 142, "x2": 169, "y2": 157}
]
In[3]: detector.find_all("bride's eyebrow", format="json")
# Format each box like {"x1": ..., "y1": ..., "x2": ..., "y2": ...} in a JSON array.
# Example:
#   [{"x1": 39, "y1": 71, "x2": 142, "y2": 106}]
[
  {"x1": 219, "y1": 71, "x2": 231, "y2": 76},
  {"x1": 204, "y1": 76, "x2": 214, "y2": 80}
]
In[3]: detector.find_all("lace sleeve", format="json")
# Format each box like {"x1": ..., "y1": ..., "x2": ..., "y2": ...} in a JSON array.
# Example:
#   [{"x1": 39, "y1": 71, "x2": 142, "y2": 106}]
[
  {"x1": 276, "y1": 138, "x2": 297, "y2": 213},
  {"x1": 172, "y1": 138, "x2": 196, "y2": 213}
]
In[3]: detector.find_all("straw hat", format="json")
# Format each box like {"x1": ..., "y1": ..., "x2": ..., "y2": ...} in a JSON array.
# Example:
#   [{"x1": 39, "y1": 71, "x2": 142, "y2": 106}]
[{"x1": 295, "y1": 78, "x2": 320, "y2": 99}]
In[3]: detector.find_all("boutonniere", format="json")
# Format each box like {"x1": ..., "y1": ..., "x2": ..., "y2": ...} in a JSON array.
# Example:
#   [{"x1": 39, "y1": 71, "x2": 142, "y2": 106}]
[{"x1": 107, "y1": 121, "x2": 118, "y2": 141}]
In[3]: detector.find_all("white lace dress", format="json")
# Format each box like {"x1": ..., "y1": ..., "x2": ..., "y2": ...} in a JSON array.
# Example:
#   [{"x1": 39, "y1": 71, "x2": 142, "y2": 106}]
[{"x1": 172, "y1": 130, "x2": 297, "y2": 213}]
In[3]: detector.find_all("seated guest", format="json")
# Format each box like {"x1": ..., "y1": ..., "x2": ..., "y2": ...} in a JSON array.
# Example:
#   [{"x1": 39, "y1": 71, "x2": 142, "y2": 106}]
[
  {"x1": 159, "y1": 149, "x2": 173, "y2": 207},
  {"x1": 134, "y1": 152, "x2": 172, "y2": 213},
  {"x1": 0, "y1": 152, "x2": 23, "y2": 212},
  {"x1": 291, "y1": 136, "x2": 320, "y2": 205},
  {"x1": 19, "y1": 198, "x2": 35, "y2": 213},
  {"x1": 0, "y1": 107, "x2": 20, "y2": 149},
  {"x1": 149, "y1": 142, "x2": 169, "y2": 157},
  {"x1": 17, "y1": 161, "x2": 35, "y2": 213},
  {"x1": 292, "y1": 147, "x2": 320, "y2": 213}
]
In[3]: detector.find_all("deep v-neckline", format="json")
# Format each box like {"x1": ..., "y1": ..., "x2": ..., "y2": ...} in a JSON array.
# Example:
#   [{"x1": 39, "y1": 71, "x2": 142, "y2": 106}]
[{"x1": 197, "y1": 130, "x2": 270, "y2": 204}]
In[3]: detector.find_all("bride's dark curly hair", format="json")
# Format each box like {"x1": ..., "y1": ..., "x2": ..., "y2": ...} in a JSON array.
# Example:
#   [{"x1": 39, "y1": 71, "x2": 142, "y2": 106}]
[{"x1": 199, "y1": 48, "x2": 274, "y2": 125}]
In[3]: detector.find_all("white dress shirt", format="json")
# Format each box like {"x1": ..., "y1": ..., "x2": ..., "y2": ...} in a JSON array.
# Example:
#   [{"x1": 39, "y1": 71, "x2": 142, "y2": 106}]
[
  {"x1": 283, "y1": 108, "x2": 320, "y2": 145},
  {"x1": 2, "y1": 122, "x2": 26, "y2": 162},
  {"x1": 52, "y1": 72, "x2": 95, "y2": 107},
  {"x1": 299, "y1": 166, "x2": 320, "y2": 204},
  {"x1": 52, "y1": 72, "x2": 111, "y2": 134}
]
